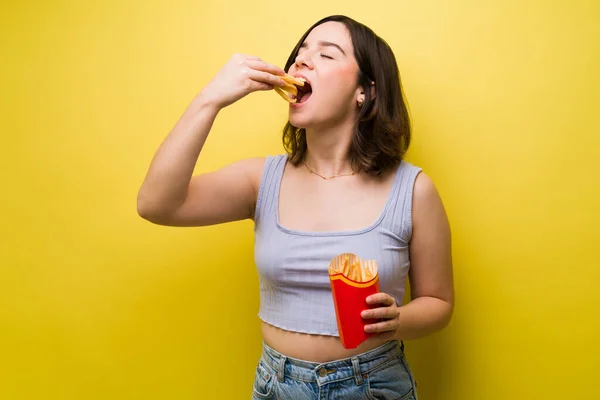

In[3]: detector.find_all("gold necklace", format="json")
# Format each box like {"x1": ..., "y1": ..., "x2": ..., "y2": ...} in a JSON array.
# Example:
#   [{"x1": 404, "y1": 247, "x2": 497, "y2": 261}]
[{"x1": 303, "y1": 161, "x2": 357, "y2": 180}]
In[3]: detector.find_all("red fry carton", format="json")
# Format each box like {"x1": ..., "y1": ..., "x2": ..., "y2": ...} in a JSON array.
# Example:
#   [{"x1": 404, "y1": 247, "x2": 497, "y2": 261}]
[{"x1": 328, "y1": 253, "x2": 380, "y2": 349}]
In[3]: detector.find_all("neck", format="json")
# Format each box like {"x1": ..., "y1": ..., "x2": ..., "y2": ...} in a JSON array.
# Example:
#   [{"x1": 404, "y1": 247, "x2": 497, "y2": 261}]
[{"x1": 304, "y1": 119, "x2": 356, "y2": 176}]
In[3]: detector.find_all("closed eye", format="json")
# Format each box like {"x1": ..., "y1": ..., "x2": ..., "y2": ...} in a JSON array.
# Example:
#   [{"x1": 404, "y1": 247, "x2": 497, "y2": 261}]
[{"x1": 320, "y1": 52, "x2": 334, "y2": 59}]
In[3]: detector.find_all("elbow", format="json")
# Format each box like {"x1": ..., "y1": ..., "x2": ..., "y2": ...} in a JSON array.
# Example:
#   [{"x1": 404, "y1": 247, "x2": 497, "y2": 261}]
[
  {"x1": 137, "y1": 198, "x2": 156, "y2": 222},
  {"x1": 137, "y1": 201, "x2": 153, "y2": 221},
  {"x1": 136, "y1": 188, "x2": 186, "y2": 225},
  {"x1": 136, "y1": 193, "x2": 167, "y2": 223},
  {"x1": 437, "y1": 299, "x2": 454, "y2": 331},
  {"x1": 425, "y1": 296, "x2": 454, "y2": 334},
  {"x1": 441, "y1": 302, "x2": 454, "y2": 329}
]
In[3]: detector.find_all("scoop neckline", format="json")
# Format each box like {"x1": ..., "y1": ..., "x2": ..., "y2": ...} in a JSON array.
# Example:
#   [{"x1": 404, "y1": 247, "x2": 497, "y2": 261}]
[{"x1": 274, "y1": 155, "x2": 403, "y2": 237}]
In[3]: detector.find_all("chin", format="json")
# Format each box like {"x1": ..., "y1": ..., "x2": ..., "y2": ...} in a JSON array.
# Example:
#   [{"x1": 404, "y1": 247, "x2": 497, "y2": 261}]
[{"x1": 288, "y1": 113, "x2": 313, "y2": 130}]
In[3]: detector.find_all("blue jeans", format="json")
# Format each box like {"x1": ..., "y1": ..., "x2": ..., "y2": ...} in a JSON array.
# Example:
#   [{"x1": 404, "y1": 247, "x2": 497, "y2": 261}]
[{"x1": 252, "y1": 340, "x2": 418, "y2": 399}]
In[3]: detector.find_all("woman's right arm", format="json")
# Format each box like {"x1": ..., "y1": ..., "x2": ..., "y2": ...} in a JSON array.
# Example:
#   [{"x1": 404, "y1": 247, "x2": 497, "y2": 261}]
[{"x1": 136, "y1": 54, "x2": 286, "y2": 227}]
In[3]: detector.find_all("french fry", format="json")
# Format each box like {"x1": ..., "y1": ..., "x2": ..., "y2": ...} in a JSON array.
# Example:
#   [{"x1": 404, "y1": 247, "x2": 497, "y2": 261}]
[
  {"x1": 282, "y1": 82, "x2": 299, "y2": 95},
  {"x1": 273, "y1": 74, "x2": 306, "y2": 103},
  {"x1": 281, "y1": 74, "x2": 306, "y2": 87},
  {"x1": 274, "y1": 86, "x2": 296, "y2": 103},
  {"x1": 328, "y1": 253, "x2": 378, "y2": 283}
]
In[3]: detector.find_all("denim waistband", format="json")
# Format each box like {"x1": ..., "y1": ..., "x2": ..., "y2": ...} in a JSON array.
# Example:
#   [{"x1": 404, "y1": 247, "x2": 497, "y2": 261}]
[{"x1": 260, "y1": 340, "x2": 404, "y2": 386}]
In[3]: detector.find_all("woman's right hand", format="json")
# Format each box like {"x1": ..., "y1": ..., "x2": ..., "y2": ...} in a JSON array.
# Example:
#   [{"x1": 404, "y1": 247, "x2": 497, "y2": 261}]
[{"x1": 198, "y1": 54, "x2": 287, "y2": 110}]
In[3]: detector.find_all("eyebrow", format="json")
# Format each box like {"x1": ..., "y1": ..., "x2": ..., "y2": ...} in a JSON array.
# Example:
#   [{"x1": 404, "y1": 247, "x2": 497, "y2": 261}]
[{"x1": 300, "y1": 40, "x2": 347, "y2": 56}]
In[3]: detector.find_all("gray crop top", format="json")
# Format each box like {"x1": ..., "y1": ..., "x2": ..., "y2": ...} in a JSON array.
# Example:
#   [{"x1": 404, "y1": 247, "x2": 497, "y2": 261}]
[{"x1": 253, "y1": 154, "x2": 422, "y2": 336}]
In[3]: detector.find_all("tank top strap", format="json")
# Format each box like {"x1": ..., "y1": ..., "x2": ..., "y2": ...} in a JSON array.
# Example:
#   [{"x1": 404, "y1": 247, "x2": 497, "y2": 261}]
[
  {"x1": 380, "y1": 160, "x2": 423, "y2": 243},
  {"x1": 254, "y1": 154, "x2": 288, "y2": 229}
]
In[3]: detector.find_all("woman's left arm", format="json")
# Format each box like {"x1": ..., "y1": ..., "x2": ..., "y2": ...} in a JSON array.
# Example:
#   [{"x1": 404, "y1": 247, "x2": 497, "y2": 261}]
[{"x1": 362, "y1": 172, "x2": 454, "y2": 340}]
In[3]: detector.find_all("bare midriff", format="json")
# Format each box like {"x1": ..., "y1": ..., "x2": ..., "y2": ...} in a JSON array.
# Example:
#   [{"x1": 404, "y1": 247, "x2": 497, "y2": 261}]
[{"x1": 261, "y1": 321, "x2": 392, "y2": 363}]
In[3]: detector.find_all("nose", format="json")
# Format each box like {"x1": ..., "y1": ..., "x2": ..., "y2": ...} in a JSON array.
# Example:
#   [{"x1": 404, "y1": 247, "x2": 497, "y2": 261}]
[{"x1": 294, "y1": 50, "x2": 314, "y2": 70}]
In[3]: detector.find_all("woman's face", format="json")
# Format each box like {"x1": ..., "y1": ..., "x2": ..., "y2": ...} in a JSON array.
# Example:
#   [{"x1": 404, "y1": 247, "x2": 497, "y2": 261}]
[{"x1": 287, "y1": 21, "x2": 362, "y2": 130}]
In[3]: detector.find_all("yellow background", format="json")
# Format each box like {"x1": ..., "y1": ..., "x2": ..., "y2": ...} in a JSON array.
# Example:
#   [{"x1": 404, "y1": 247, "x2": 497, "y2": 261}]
[{"x1": 2, "y1": 0, "x2": 599, "y2": 399}]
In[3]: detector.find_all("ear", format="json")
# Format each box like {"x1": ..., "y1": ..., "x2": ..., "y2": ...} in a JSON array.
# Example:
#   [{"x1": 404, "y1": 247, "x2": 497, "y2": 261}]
[
  {"x1": 356, "y1": 81, "x2": 375, "y2": 107},
  {"x1": 357, "y1": 92, "x2": 365, "y2": 107}
]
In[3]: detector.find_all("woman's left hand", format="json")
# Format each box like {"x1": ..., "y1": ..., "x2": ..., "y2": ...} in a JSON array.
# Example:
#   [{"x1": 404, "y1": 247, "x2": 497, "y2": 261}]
[{"x1": 361, "y1": 293, "x2": 401, "y2": 340}]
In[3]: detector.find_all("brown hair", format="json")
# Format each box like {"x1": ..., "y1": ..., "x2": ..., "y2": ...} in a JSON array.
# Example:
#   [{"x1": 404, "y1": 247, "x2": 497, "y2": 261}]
[{"x1": 282, "y1": 15, "x2": 411, "y2": 175}]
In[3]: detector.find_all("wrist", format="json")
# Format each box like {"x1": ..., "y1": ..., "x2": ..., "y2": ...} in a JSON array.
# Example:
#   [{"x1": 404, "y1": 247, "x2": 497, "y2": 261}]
[{"x1": 192, "y1": 91, "x2": 222, "y2": 115}]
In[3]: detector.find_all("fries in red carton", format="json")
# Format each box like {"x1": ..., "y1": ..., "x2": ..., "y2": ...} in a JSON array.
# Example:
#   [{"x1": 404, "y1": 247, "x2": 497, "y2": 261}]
[{"x1": 328, "y1": 253, "x2": 379, "y2": 349}]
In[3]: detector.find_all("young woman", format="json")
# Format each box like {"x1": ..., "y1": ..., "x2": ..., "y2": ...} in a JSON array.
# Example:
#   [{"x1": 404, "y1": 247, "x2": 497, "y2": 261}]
[{"x1": 138, "y1": 15, "x2": 453, "y2": 400}]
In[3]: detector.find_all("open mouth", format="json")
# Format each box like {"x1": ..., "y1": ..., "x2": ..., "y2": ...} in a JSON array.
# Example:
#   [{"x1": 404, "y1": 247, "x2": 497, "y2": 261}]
[
  {"x1": 295, "y1": 81, "x2": 313, "y2": 104},
  {"x1": 273, "y1": 75, "x2": 313, "y2": 105}
]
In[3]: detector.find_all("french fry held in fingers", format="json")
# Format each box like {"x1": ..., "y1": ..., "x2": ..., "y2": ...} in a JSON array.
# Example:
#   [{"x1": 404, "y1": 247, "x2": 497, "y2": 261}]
[
  {"x1": 328, "y1": 253, "x2": 380, "y2": 349},
  {"x1": 274, "y1": 74, "x2": 306, "y2": 103}
]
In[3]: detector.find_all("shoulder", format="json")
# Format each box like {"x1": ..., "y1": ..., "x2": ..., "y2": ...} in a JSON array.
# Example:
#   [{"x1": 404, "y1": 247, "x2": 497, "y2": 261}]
[
  {"x1": 395, "y1": 160, "x2": 447, "y2": 224},
  {"x1": 231, "y1": 157, "x2": 266, "y2": 191},
  {"x1": 412, "y1": 169, "x2": 444, "y2": 210},
  {"x1": 411, "y1": 170, "x2": 449, "y2": 232},
  {"x1": 395, "y1": 160, "x2": 435, "y2": 201},
  {"x1": 236, "y1": 156, "x2": 268, "y2": 173},
  {"x1": 239, "y1": 154, "x2": 288, "y2": 191},
  {"x1": 413, "y1": 170, "x2": 437, "y2": 201}
]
